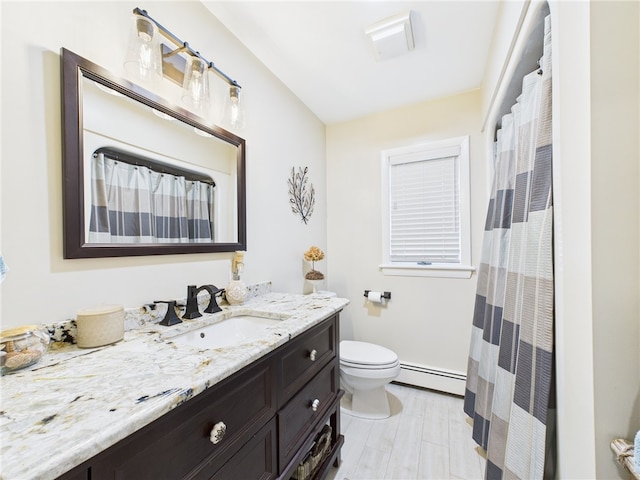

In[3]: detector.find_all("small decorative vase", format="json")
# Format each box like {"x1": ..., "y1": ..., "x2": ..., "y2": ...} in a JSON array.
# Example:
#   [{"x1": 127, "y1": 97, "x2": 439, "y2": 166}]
[
  {"x1": 226, "y1": 278, "x2": 247, "y2": 305},
  {"x1": 307, "y1": 279, "x2": 323, "y2": 294},
  {"x1": 305, "y1": 269, "x2": 324, "y2": 294}
]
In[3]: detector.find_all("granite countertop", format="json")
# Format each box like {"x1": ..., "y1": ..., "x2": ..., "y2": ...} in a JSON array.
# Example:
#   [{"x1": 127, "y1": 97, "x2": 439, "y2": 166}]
[{"x1": 0, "y1": 292, "x2": 348, "y2": 480}]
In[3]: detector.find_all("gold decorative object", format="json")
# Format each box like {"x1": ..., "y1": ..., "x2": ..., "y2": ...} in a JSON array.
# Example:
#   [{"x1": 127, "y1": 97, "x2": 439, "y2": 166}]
[{"x1": 304, "y1": 246, "x2": 325, "y2": 280}]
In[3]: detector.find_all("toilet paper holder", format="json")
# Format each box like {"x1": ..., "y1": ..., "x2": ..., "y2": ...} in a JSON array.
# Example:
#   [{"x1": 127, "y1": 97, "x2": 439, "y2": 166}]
[{"x1": 363, "y1": 290, "x2": 391, "y2": 300}]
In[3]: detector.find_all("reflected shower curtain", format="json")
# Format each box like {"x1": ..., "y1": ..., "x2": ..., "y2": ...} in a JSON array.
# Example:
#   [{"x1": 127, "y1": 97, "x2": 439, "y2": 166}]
[
  {"x1": 151, "y1": 166, "x2": 190, "y2": 243},
  {"x1": 465, "y1": 15, "x2": 554, "y2": 480},
  {"x1": 186, "y1": 179, "x2": 216, "y2": 243},
  {"x1": 89, "y1": 153, "x2": 215, "y2": 243},
  {"x1": 89, "y1": 154, "x2": 155, "y2": 243}
]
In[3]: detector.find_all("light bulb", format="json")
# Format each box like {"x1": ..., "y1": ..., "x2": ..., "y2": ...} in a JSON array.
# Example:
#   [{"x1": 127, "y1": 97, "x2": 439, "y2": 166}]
[
  {"x1": 181, "y1": 56, "x2": 210, "y2": 112},
  {"x1": 225, "y1": 85, "x2": 245, "y2": 130}
]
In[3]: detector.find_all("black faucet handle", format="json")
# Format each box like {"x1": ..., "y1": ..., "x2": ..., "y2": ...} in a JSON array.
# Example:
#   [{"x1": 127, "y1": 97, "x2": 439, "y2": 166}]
[{"x1": 154, "y1": 300, "x2": 183, "y2": 326}]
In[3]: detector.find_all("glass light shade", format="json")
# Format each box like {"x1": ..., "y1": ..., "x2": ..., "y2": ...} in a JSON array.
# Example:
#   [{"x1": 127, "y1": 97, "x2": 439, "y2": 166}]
[
  {"x1": 124, "y1": 14, "x2": 163, "y2": 83},
  {"x1": 225, "y1": 85, "x2": 245, "y2": 130},
  {"x1": 181, "y1": 56, "x2": 210, "y2": 112}
]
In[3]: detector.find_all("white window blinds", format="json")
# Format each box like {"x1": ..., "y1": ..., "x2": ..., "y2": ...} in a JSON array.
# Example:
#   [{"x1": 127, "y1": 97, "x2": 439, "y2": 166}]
[{"x1": 388, "y1": 145, "x2": 461, "y2": 263}]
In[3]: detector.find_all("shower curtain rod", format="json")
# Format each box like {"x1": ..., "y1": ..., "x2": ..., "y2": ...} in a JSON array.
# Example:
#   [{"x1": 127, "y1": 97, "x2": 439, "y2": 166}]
[
  {"x1": 481, "y1": 0, "x2": 548, "y2": 133},
  {"x1": 94, "y1": 147, "x2": 216, "y2": 186}
]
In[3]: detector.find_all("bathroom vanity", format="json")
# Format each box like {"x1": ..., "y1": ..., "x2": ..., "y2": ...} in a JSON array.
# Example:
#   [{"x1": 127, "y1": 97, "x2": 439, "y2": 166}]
[{"x1": 0, "y1": 291, "x2": 347, "y2": 480}]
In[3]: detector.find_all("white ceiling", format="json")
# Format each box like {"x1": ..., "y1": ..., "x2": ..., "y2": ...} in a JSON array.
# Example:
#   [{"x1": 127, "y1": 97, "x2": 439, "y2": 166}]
[{"x1": 204, "y1": 1, "x2": 502, "y2": 124}]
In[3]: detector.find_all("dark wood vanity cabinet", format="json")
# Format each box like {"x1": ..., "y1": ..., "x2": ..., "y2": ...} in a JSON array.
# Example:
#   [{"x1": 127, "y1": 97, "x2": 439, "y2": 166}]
[{"x1": 58, "y1": 313, "x2": 343, "y2": 480}]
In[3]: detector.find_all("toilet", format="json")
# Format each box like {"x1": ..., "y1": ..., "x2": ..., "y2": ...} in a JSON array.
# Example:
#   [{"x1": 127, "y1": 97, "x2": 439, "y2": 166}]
[{"x1": 339, "y1": 340, "x2": 401, "y2": 419}]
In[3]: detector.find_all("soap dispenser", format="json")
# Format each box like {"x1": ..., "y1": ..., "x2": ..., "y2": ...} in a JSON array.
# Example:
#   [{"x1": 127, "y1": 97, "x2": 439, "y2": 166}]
[{"x1": 226, "y1": 251, "x2": 248, "y2": 305}]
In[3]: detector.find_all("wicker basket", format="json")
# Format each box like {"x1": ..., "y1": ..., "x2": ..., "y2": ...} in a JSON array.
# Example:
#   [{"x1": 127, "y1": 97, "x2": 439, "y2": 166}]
[{"x1": 292, "y1": 425, "x2": 333, "y2": 480}]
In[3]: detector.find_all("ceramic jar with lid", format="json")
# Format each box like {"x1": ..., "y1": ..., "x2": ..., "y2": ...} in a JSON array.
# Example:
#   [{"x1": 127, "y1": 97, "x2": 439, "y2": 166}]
[{"x1": 76, "y1": 305, "x2": 125, "y2": 348}]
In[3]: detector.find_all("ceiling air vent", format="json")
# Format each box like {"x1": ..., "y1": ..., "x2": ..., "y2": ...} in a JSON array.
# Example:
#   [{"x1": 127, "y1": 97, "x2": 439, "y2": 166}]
[{"x1": 365, "y1": 11, "x2": 415, "y2": 62}]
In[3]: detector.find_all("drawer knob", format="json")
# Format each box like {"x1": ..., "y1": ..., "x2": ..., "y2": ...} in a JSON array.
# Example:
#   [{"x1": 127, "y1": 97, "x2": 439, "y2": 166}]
[
  {"x1": 311, "y1": 399, "x2": 320, "y2": 412},
  {"x1": 309, "y1": 349, "x2": 318, "y2": 361},
  {"x1": 210, "y1": 421, "x2": 227, "y2": 445}
]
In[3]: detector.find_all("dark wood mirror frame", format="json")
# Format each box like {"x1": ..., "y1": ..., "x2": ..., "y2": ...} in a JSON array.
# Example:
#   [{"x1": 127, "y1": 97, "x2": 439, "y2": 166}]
[{"x1": 61, "y1": 48, "x2": 246, "y2": 258}]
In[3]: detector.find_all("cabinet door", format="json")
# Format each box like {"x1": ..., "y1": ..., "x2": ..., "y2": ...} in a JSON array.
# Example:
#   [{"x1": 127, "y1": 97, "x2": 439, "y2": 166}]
[
  {"x1": 208, "y1": 419, "x2": 277, "y2": 480},
  {"x1": 90, "y1": 359, "x2": 275, "y2": 480},
  {"x1": 278, "y1": 361, "x2": 339, "y2": 470}
]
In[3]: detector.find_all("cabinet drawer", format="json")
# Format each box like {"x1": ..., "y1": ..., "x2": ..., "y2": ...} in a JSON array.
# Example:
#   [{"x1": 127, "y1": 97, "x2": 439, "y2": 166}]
[
  {"x1": 209, "y1": 418, "x2": 277, "y2": 480},
  {"x1": 277, "y1": 360, "x2": 339, "y2": 471},
  {"x1": 277, "y1": 316, "x2": 337, "y2": 406},
  {"x1": 91, "y1": 359, "x2": 275, "y2": 480}
]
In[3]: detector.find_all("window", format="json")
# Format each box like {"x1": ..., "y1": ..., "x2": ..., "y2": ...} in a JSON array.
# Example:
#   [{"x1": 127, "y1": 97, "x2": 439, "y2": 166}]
[{"x1": 381, "y1": 136, "x2": 473, "y2": 278}]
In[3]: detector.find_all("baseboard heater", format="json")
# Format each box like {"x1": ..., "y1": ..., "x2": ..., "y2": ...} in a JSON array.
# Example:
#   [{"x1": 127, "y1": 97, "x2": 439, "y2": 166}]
[{"x1": 395, "y1": 362, "x2": 466, "y2": 396}]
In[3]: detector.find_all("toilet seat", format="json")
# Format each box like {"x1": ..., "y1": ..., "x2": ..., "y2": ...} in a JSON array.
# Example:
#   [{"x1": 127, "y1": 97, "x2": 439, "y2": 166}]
[
  {"x1": 340, "y1": 340, "x2": 399, "y2": 369},
  {"x1": 340, "y1": 359, "x2": 400, "y2": 370}
]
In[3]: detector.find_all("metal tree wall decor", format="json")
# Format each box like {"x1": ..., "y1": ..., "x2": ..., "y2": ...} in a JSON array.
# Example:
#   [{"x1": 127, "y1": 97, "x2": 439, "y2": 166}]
[{"x1": 288, "y1": 166, "x2": 315, "y2": 224}]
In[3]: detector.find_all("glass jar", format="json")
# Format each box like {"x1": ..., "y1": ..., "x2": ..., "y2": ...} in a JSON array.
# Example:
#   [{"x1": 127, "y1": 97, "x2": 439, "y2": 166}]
[{"x1": 0, "y1": 325, "x2": 50, "y2": 375}]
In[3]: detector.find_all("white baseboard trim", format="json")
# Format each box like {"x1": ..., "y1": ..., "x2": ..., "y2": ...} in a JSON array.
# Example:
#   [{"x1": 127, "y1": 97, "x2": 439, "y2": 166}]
[{"x1": 395, "y1": 362, "x2": 466, "y2": 396}]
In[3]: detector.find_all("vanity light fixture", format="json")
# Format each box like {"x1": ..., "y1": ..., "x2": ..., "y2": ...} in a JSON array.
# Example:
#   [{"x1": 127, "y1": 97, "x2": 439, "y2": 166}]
[{"x1": 124, "y1": 7, "x2": 244, "y2": 126}]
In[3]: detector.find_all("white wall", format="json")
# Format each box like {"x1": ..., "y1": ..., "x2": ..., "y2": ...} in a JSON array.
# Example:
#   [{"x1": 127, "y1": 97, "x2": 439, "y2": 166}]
[
  {"x1": 551, "y1": 2, "x2": 639, "y2": 478},
  {"x1": 0, "y1": 1, "x2": 327, "y2": 328},
  {"x1": 589, "y1": 1, "x2": 639, "y2": 478},
  {"x1": 544, "y1": 2, "x2": 599, "y2": 476},
  {"x1": 480, "y1": 0, "x2": 528, "y2": 129},
  {"x1": 326, "y1": 89, "x2": 486, "y2": 392}
]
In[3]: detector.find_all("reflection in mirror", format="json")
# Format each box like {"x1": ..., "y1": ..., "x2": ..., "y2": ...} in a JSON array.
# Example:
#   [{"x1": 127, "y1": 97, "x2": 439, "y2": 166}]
[
  {"x1": 61, "y1": 48, "x2": 246, "y2": 258},
  {"x1": 87, "y1": 145, "x2": 217, "y2": 244}
]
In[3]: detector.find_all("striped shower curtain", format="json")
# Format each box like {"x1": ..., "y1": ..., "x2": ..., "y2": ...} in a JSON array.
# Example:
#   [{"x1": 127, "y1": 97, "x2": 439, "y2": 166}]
[
  {"x1": 89, "y1": 153, "x2": 215, "y2": 243},
  {"x1": 464, "y1": 15, "x2": 554, "y2": 480}
]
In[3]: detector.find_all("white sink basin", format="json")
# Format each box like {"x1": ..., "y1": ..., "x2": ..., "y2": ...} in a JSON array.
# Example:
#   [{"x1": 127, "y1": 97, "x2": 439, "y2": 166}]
[{"x1": 170, "y1": 315, "x2": 283, "y2": 349}]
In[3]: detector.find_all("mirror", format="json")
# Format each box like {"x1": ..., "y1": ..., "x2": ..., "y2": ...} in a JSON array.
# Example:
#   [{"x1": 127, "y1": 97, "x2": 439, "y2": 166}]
[{"x1": 61, "y1": 48, "x2": 246, "y2": 258}]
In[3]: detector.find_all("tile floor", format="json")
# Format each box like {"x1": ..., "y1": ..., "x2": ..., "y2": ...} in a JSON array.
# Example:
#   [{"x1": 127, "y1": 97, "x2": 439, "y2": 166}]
[{"x1": 326, "y1": 383, "x2": 486, "y2": 480}]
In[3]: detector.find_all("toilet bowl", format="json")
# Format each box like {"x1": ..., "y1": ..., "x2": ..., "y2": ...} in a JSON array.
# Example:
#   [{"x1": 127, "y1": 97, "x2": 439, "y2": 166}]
[{"x1": 339, "y1": 340, "x2": 400, "y2": 419}]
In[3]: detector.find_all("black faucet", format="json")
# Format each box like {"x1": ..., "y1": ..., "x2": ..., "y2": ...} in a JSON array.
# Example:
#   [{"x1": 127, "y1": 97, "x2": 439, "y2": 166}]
[
  {"x1": 154, "y1": 300, "x2": 183, "y2": 326},
  {"x1": 183, "y1": 285, "x2": 203, "y2": 319},
  {"x1": 183, "y1": 285, "x2": 225, "y2": 319},
  {"x1": 199, "y1": 285, "x2": 225, "y2": 314}
]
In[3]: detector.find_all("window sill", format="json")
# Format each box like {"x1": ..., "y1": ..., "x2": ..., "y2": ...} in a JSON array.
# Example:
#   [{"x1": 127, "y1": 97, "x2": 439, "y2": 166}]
[{"x1": 379, "y1": 263, "x2": 476, "y2": 279}]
